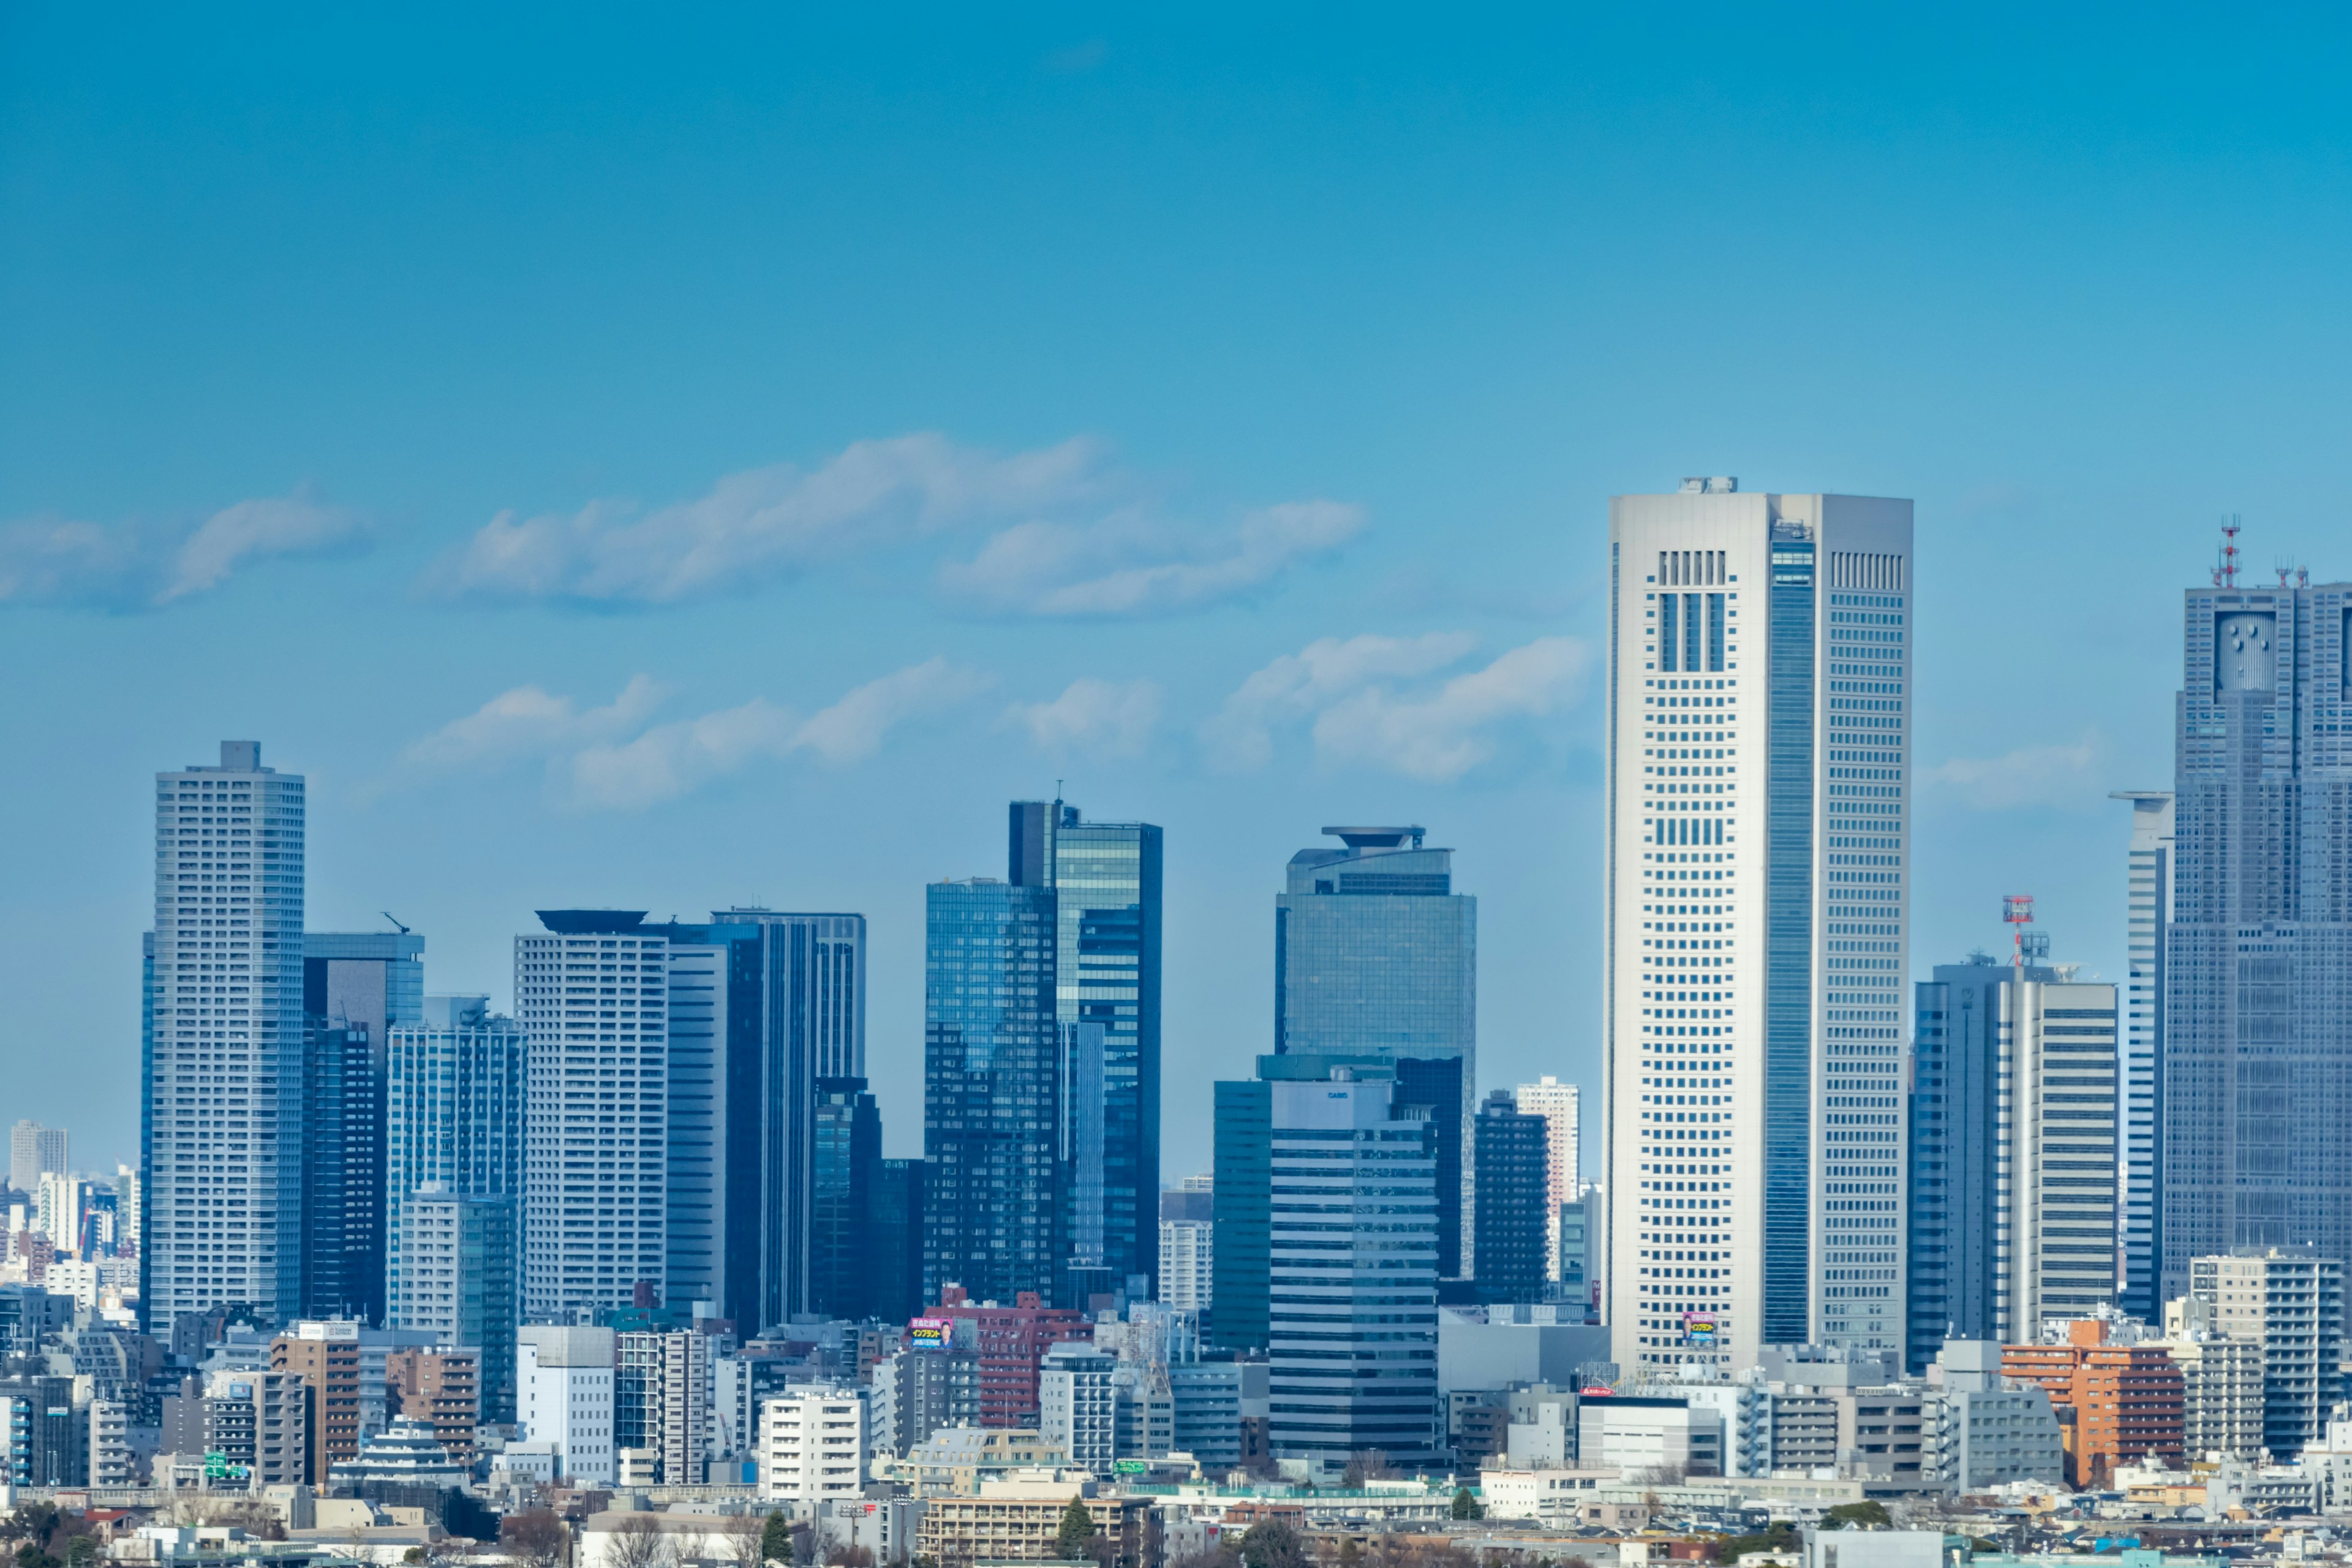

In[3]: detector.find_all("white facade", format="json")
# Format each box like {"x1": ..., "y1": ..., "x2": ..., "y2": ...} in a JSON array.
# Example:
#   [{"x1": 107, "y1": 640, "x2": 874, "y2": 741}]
[
  {"x1": 1605, "y1": 487, "x2": 1913, "y2": 1371},
  {"x1": 2109, "y1": 790, "x2": 2173, "y2": 1319},
  {"x1": 1158, "y1": 1221, "x2": 1212, "y2": 1315},
  {"x1": 1040, "y1": 1341, "x2": 1119, "y2": 1474},
  {"x1": 760, "y1": 1388, "x2": 869, "y2": 1506},
  {"x1": 1514, "y1": 1077, "x2": 1581, "y2": 1278},
  {"x1": 1476, "y1": 1468, "x2": 1615, "y2": 1526},
  {"x1": 516, "y1": 922, "x2": 668, "y2": 1316},
  {"x1": 518, "y1": 1325, "x2": 617, "y2": 1484},
  {"x1": 89, "y1": 1398, "x2": 134, "y2": 1486},
  {"x1": 9, "y1": 1124, "x2": 66, "y2": 1204},
  {"x1": 147, "y1": 741, "x2": 307, "y2": 1330}
]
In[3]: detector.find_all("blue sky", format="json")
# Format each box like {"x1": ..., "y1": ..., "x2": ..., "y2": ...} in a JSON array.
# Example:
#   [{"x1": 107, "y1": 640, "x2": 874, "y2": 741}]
[{"x1": 7, "y1": 4, "x2": 2352, "y2": 1175}]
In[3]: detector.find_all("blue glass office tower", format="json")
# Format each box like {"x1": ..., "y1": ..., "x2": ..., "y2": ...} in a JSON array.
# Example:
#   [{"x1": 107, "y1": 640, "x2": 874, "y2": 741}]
[
  {"x1": 923, "y1": 878, "x2": 1060, "y2": 1306},
  {"x1": 299, "y1": 930, "x2": 426, "y2": 1324},
  {"x1": 2162, "y1": 569, "x2": 2352, "y2": 1298},
  {"x1": 385, "y1": 995, "x2": 526, "y2": 1333},
  {"x1": 1273, "y1": 826, "x2": 1474, "y2": 1275},
  {"x1": 1009, "y1": 801, "x2": 1163, "y2": 1298}
]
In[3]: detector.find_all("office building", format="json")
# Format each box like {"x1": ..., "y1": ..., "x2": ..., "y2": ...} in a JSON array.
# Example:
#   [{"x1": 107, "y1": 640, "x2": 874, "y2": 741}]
[
  {"x1": 916, "y1": 1495, "x2": 1153, "y2": 1567},
  {"x1": 2190, "y1": 1248, "x2": 2346, "y2": 1457},
  {"x1": 1923, "y1": 1340, "x2": 2064, "y2": 1489},
  {"x1": 870, "y1": 1158, "x2": 926, "y2": 1327},
  {"x1": 399, "y1": 1185, "x2": 516, "y2": 1424},
  {"x1": 1266, "y1": 1071, "x2": 1441, "y2": 1467},
  {"x1": 1209, "y1": 1080, "x2": 1270, "y2": 1352},
  {"x1": 1515, "y1": 1077, "x2": 1581, "y2": 1279},
  {"x1": 2003, "y1": 1319, "x2": 2185, "y2": 1488},
  {"x1": 924, "y1": 1286, "x2": 1091, "y2": 1428},
  {"x1": 2163, "y1": 568, "x2": 2352, "y2": 1298},
  {"x1": 646, "y1": 910, "x2": 865, "y2": 1333},
  {"x1": 1169, "y1": 1359, "x2": 1251, "y2": 1471},
  {"x1": 760, "y1": 1387, "x2": 869, "y2": 1506},
  {"x1": 145, "y1": 741, "x2": 308, "y2": 1332},
  {"x1": 518, "y1": 1324, "x2": 616, "y2": 1484},
  {"x1": 1474, "y1": 1090, "x2": 1550, "y2": 1302},
  {"x1": 0, "y1": 1378, "x2": 81, "y2": 1486},
  {"x1": 1158, "y1": 1178, "x2": 1213, "y2": 1317},
  {"x1": 1907, "y1": 952, "x2": 2119, "y2": 1372},
  {"x1": 810, "y1": 1077, "x2": 882, "y2": 1321},
  {"x1": 516, "y1": 911, "x2": 668, "y2": 1317},
  {"x1": 923, "y1": 878, "x2": 1060, "y2": 1306},
  {"x1": 1558, "y1": 1192, "x2": 1596, "y2": 1310},
  {"x1": 384, "y1": 995, "x2": 527, "y2": 1332},
  {"x1": 8, "y1": 1124, "x2": 65, "y2": 1198},
  {"x1": 1275, "y1": 824, "x2": 1475, "y2": 1274},
  {"x1": 1604, "y1": 486, "x2": 1915, "y2": 1368},
  {"x1": 2110, "y1": 791, "x2": 2174, "y2": 1319}
]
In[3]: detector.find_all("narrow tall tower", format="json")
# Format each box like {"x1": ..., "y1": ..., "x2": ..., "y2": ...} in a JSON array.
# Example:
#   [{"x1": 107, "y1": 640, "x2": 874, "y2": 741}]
[
  {"x1": 2109, "y1": 790, "x2": 2174, "y2": 1319},
  {"x1": 1605, "y1": 482, "x2": 1913, "y2": 1370},
  {"x1": 144, "y1": 741, "x2": 307, "y2": 1332}
]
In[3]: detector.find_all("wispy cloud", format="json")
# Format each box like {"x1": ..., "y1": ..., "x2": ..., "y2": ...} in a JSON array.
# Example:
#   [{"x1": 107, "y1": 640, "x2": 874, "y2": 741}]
[
  {"x1": 429, "y1": 434, "x2": 1105, "y2": 605},
  {"x1": 1920, "y1": 729, "x2": 2105, "y2": 810},
  {"x1": 0, "y1": 491, "x2": 358, "y2": 609},
  {"x1": 1005, "y1": 679, "x2": 1164, "y2": 759},
  {"x1": 386, "y1": 660, "x2": 991, "y2": 810},
  {"x1": 941, "y1": 500, "x2": 1361, "y2": 618},
  {"x1": 1203, "y1": 633, "x2": 1589, "y2": 780}
]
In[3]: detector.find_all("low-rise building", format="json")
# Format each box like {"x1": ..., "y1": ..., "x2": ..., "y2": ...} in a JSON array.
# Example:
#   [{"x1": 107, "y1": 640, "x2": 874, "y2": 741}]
[
  {"x1": 901, "y1": 1427, "x2": 1067, "y2": 1496},
  {"x1": 1575, "y1": 1395, "x2": 1721, "y2": 1477},
  {"x1": 914, "y1": 1490, "x2": 1153, "y2": 1568},
  {"x1": 1476, "y1": 1467, "x2": 1620, "y2": 1526},
  {"x1": 1924, "y1": 1340, "x2": 2064, "y2": 1488}
]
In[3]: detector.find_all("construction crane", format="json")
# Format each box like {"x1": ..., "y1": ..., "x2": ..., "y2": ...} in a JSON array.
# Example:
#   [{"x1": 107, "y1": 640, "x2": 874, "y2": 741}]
[{"x1": 381, "y1": 911, "x2": 412, "y2": 935}]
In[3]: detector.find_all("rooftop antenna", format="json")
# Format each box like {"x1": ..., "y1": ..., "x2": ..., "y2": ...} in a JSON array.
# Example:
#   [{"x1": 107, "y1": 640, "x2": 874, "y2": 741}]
[
  {"x1": 2213, "y1": 516, "x2": 2241, "y2": 588},
  {"x1": 2277, "y1": 558, "x2": 2293, "y2": 587},
  {"x1": 2300, "y1": 565, "x2": 2311, "y2": 588},
  {"x1": 2002, "y1": 895, "x2": 2035, "y2": 970},
  {"x1": 380, "y1": 911, "x2": 411, "y2": 935}
]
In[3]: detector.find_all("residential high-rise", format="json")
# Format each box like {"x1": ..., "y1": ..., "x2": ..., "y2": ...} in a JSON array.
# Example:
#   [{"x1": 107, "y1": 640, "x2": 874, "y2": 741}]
[
  {"x1": 810, "y1": 1077, "x2": 882, "y2": 1320},
  {"x1": 145, "y1": 741, "x2": 308, "y2": 1333},
  {"x1": 1474, "y1": 1090, "x2": 1549, "y2": 1303},
  {"x1": 298, "y1": 929, "x2": 426, "y2": 1327},
  {"x1": 1265, "y1": 1071, "x2": 1440, "y2": 1469},
  {"x1": 2110, "y1": 792, "x2": 2174, "y2": 1319},
  {"x1": 8, "y1": 1123, "x2": 65, "y2": 1197},
  {"x1": 617, "y1": 1329, "x2": 712, "y2": 1484},
  {"x1": 2191, "y1": 1248, "x2": 2346, "y2": 1458},
  {"x1": 646, "y1": 910, "x2": 865, "y2": 1334},
  {"x1": 2163, "y1": 569, "x2": 2352, "y2": 1297},
  {"x1": 1158, "y1": 1177, "x2": 1213, "y2": 1317},
  {"x1": 384, "y1": 995, "x2": 527, "y2": 1332},
  {"x1": 516, "y1": 912, "x2": 668, "y2": 1317},
  {"x1": 400, "y1": 1186, "x2": 517, "y2": 1425},
  {"x1": 1514, "y1": 1077, "x2": 1581, "y2": 1280},
  {"x1": 1010, "y1": 801, "x2": 1164, "y2": 1298},
  {"x1": 2002, "y1": 1320, "x2": 2185, "y2": 1488},
  {"x1": 1907, "y1": 954, "x2": 2119, "y2": 1371},
  {"x1": 923, "y1": 878, "x2": 1060, "y2": 1307},
  {"x1": 1275, "y1": 826, "x2": 1474, "y2": 1276},
  {"x1": 1605, "y1": 484, "x2": 1914, "y2": 1370}
]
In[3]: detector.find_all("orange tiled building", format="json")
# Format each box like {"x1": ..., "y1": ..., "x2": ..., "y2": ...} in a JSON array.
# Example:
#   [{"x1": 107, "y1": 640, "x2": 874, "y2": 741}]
[{"x1": 2003, "y1": 1319, "x2": 2184, "y2": 1488}]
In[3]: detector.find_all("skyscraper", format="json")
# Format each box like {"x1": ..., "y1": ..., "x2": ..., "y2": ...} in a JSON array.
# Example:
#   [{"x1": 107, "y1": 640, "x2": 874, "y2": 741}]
[
  {"x1": 924, "y1": 877, "x2": 1060, "y2": 1306},
  {"x1": 1907, "y1": 952, "x2": 2119, "y2": 1372},
  {"x1": 7, "y1": 1124, "x2": 65, "y2": 1198},
  {"x1": 145, "y1": 741, "x2": 307, "y2": 1332},
  {"x1": 1605, "y1": 483, "x2": 1913, "y2": 1370},
  {"x1": 1009, "y1": 801, "x2": 1163, "y2": 1297},
  {"x1": 1514, "y1": 1077, "x2": 1581, "y2": 1279},
  {"x1": 298, "y1": 930, "x2": 426, "y2": 1325},
  {"x1": 810, "y1": 1077, "x2": 882, "y2": 1320},
  {"x1": 384, "y1": 995, "x2": 526, "y2": 1330},
  {"x1": 2163, "y1": 570, "x2": 2352, "y2": 1296},
  {"x1": 1472, "y1": 1090, "x2": 1549, "y2": 1302},
  {"x1": 516, "y1": 911, "x2": 669, "y2": 1317},
  {"x1": 2110, "y1": 792, "x2": 2174, "y2": 1320},
  {"x1": 644, "y1": 910, "x2": 864, "y2": 1333},
  {"x1": 401, "y1": 1185, "x2": 518, "y2": 1423},
  {"x1": 1274, "y1": 826, "x2": 1474, "y2": 1274}
]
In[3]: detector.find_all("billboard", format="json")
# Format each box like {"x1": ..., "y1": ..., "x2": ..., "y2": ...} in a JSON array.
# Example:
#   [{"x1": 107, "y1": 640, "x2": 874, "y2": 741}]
[
  {"x1": 908, "y1": 1317, "x2": 952, "y2": 1348},
  {"x1": 1681, "y1": 1312, "x2": 1717, "y2": 1348}
]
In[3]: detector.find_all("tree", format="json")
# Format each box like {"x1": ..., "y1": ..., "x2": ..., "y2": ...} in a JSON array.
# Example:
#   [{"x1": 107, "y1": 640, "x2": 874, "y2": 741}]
[
  {"x1": 1823, "y1": 1503, "x2": 1891, "y2": 1532},
  {"x1": 1055, "y1": 1498, "x2": 1099, "y2": 1561},
  {"x1": 718, "y1": 1512, "x2": 766, "y2": 1568},
  {"x1": 760, "y1": 1514, "x2": 792, "y2": 1568},
  {"x1": 503, "y1": 1509, "x2": 572, "y2": 1568},
  {"x1": 1449, "y1": 1490, "x2": 1483, "y2": 1521},
  {"x1": 824, "y1": 1549, "x2": 874, "y2": 1568},
  {"x1": 606, "y1": 1514, "x2": 675, "y2": 1568},
  {"x1": 1237, "y1": 1519, "x2": 1307, "y2": 1568},
  {"x1": 1342, "y1": 1451, "x2": 1394, "y2": 1487}
]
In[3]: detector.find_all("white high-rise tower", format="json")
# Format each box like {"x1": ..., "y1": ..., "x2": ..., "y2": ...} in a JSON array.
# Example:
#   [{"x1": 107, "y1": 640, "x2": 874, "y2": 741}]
[
  {"x1": 145, "y1": 741, "x2": 307, "y2": 1332},
  {"x1": 1604, "y1": 481, "x2": 1912, "y2": 1371},
  {"x1": 1513, "y1": 1077, "x2": 1581, "y2": 1278}
]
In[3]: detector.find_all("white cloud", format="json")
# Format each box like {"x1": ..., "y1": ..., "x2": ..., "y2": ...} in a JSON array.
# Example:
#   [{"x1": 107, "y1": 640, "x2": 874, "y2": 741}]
[
  {"x1": 1006, "y1": 679, "x2": 1164, "y2": 758},
  {"x1": 431, "y1": 434, "x2": 1106, "y2": 604},
  {"x1": 1311, "y1": 637, "x2": 1591, "y2": 781},
  {"x1": 941, "y1": 499, "x2": 1362, "y2": 617},
  {"x1": 1200, "y1": 632, "x2": 1479, "y2": 771},
  {"x1": 0, "y1": 491, "x2": 358, "y2": 609},
  {"x1": 1920, "y1": 731, "x2": 2104, "y2": 810},
  {"x1": 386, "y1": 660, "x2": 990, "y2": 810}
]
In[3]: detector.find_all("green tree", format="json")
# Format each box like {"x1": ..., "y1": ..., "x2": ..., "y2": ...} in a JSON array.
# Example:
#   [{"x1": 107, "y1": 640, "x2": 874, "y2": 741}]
[
  {"x1": 1449, "y1": 1490, "x2": 1483, "y2": 1521},
  {"x1": 1237, "y1": 1519, "x2": 1307, "y2": 1568},
  {"x1": 759, "y1": 1513, "x2": 792, "y2": 1568},
  {"x1": 1824, "y1": 1503, "x2": 1891, "y2": 1532},
  {"x1": 1054, "y1": 1498, "x2": 1099, "y2": 1561}
]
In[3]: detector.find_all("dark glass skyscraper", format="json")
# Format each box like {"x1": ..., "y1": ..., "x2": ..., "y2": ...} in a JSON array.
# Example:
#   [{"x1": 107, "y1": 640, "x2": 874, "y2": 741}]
[
  {"x1": 1009, "y1": 801, "x2": 1163, "y2": 1297},
  {"x1": 923, "y1": 878, "x2": 1060, "y2": 1306},
  {"x1": 810, "y1": 1077, "x2": 881, "y2": 1319},
  {"x1": 2163, "y1": 572, "x2": 2352, "y2": 1298},
  {"x1": 1473, "y1": 1090, "x2": 1548, "y2": 1302}
]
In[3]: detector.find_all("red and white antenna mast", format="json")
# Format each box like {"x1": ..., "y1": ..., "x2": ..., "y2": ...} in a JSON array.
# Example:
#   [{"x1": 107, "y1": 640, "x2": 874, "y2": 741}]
[
  {"x1": 2003, "y1": 895, "x2": 2035, "y2": 970},
  {"x1": 2213, "y1": 516, "x2": 2241, "y2": 587}
]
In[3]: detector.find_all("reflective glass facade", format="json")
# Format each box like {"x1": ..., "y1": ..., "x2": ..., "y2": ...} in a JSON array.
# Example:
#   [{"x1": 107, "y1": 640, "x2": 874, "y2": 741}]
[{"x1": 384, "y1": 995, "x2": 526, "y2": 1330}]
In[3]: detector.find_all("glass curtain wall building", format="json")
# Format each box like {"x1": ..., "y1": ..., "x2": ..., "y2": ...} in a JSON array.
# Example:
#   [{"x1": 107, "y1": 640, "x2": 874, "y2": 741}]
[
  {"x1": 297, "y1": 930, "x2": 426, "y2": 1326},
  {"x1": 1009, "y1": 801, "x2": 1164, "y2": 1298},
  {"x1": 2109, "y1": 791, "x2": 2174, "y2": 1319},
  {"x1": 384, "y1": 995, "x2": 526, "y2": 1331},
  {"x1": 1605, "y1": 484, "x2": 1913, "y2": 1371},
  {"x1": 2164, "y1": 572, "x2": 2352, "y2": 1297},
  {"x1": 923, "y1": 878, "x2": 1060, "y2": 1307}
]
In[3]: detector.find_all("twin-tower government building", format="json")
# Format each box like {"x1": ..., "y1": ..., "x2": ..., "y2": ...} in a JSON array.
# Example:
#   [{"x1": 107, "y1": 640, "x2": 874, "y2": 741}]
[{"x1": 1604, "y1": 480, "x2": 1914, "y2": 1372}]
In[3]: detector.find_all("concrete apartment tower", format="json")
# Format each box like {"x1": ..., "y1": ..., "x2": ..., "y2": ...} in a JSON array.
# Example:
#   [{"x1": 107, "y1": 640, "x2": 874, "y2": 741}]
[
  {"x1": 1514, "y1": 1076, "x2": 1581, "y2": 1279},
  {"x1": 2109, "y1": 790, "x2": 2174, "y2": 1319},
  {"x1": 1604, "y1": 481, "x2": 1913, "y2": 1371},
  {"x1": 143, "y1": 741, "x2": 307, "y2": 1333}
]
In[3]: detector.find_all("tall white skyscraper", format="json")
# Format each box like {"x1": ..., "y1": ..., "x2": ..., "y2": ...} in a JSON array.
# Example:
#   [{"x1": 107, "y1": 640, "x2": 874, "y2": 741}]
[
  {"x1": 517, "y1": 912, "x2": 669, "y2": 1317},
  {"x1": 1513, "y1": 1076, "x2": 1580, "y2": 1278},
  {"x1": 1605, "y1": 482, "x2": 1912, "y2": 1371},
  {"x1": 2108, "y1": 790, "x2": 2173, "y2": 1319},
  {"x1": 143, "y1": 741, "x2": 307, "y2": 1332}
]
